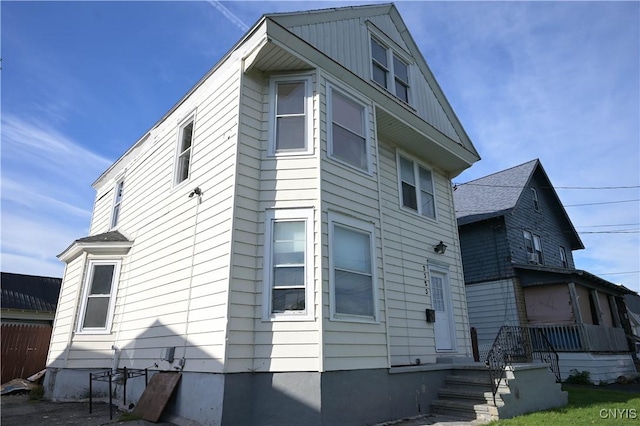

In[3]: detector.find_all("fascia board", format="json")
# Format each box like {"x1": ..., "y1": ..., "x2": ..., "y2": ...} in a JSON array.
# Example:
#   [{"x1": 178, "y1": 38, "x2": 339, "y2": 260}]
[{"x1": 58, "y1": 241, "x2": 133, "y2": 264}]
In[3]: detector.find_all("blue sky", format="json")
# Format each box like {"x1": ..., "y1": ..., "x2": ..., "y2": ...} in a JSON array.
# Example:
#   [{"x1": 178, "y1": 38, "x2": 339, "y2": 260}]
[{"x1": 2, "y1": 1, "x2": 639, "y2": 292}]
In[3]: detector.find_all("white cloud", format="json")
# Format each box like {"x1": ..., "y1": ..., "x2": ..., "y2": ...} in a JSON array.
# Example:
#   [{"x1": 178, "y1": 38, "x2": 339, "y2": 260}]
[{"x1": 1, "y1": 115, "x2": 110, "y2": 277}]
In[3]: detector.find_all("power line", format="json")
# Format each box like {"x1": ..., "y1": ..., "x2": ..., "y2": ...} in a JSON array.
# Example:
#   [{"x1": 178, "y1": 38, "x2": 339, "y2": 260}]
[
  {"x1": 596, "y1": 271, "x2": 640, "y2": 276},
  {"x1": 453, "y1": 182, "x2": 640, "y2": 190},
  {"x1": 579, "y1": 230, "x2": 640, "y2": 234},
  {"x1": 564, "y1": 199, "x2": 640, "y2": 207},
  {"x1": 576, "y1": 223, "x2": 640, "y2": 228}
]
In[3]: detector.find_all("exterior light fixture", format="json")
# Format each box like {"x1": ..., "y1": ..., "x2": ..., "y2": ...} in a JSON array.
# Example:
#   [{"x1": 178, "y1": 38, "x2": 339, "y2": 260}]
[{"x1": 434, "y1": 241, "x2": 447, "y2": 254}]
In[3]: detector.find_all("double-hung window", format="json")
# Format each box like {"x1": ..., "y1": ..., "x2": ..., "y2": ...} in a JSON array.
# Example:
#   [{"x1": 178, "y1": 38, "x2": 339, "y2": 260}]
[
  {"x1": 269, "y1": 75, "x2": 313, "y2": 156},
  {"x1": 111, "y1": 179, "x2": 124, "y2": 229},
  {"x1": 328, "y1": 85, "x2": 369, "y2": 172},
  {"x1": 175, "y1": 118, "x2": 195, "y2": 185},
  {"x1": 370, "y1": 36, "x2": 410, "y2": 103},
  {"x1": 78, "y1": 260, "x2": 120, "y2": 332},
  {"x1": 524, "y1": 231, "x2": 543, "y2": 264},
  {"x1": 398, "y1": 154, "x2": 436, "y2": 219},
  {"x1": 329, "y1": 214, "x2": 377, "y2": 321},
  {"x1": 263, "y1": 209, "x2": 314, "y2": 320}
]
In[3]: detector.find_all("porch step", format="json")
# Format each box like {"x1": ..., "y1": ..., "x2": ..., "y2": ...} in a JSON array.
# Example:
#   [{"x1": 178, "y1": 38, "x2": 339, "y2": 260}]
[
  {"x1": 430, "y1": 399, "x2": 499, "y2": 422},
  {"x1": 430, "y1": 370, "x2": 504, "y2": 423},
  {"x1": 437, "y1": 387, "x2": 504, "y2": 404}
]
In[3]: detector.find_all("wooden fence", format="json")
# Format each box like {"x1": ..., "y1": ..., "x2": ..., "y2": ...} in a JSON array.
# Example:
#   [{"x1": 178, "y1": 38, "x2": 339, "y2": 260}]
[{"x1": 1, "y1": 323, "x2": 53, "y2": 384}]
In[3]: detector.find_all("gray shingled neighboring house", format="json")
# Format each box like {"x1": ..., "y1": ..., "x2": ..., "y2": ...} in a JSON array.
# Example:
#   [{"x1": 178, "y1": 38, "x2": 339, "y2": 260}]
[{"x1": 454, "y1": 159, "x2": 638, "y2": 383}]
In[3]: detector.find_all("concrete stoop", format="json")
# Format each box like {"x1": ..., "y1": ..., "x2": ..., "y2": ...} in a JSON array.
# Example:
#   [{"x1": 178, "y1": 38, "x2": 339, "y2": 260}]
[{"x1": 430, "y1": 364, "x2": 567, "y2": 423}]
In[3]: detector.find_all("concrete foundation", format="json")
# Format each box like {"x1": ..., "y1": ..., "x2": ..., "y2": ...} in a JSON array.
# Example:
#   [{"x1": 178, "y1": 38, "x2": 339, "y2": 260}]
[
  {"x1": 45, "y1": 365, "x2": 456, "y2": 426},
  {"x1": 558, "y1": 352, "x2": 637, "y2": 384}
]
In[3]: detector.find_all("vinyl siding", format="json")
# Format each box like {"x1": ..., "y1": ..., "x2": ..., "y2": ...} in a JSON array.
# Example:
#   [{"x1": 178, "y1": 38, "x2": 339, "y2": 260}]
[
  {"x1": 320, "y1": 76, "x2": 388, "y2": 372},
  {"x1": 47, "y1": 254, "x2": 86, "y2": 368},
  {"x1": 466, "y1": 279, "x2": 519, "y2": 346},
  {"x1": 53, "y1": 52, "x2": 244, "y2": 373},
  {"x1": 224, "y1": 71, "x2": 322, "y2": 373},
  {"x1": 285, "y1": 13, "x2": 461, "y2": 144},
  {"x1": 378, "y1": 141, "x2": 470, "y2": 365}
]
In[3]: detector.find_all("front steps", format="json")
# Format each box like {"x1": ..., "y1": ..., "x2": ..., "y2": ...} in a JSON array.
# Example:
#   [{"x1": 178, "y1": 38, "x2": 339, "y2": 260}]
[
  {"x1": 430, "y1": 364, "x2": 567, "y2": 423},
  {"x1": 431, "y1": 367, "x2": 503, "y2": 423}
]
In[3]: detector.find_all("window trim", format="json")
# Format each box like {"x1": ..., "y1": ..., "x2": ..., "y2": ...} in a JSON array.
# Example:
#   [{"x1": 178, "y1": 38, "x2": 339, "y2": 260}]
[
  {"x1": 76, "y1": 259, "x2": 121, "y2": 334},
  {"x1": 368, "y1": 31, "x2": 412, "y2": 104},
  {"x1": 268, "y1": 74, "x2": 314, "y2": 157},
  {"x1": 326, "y1": 83, "x2": 371, "y2": 173},
  {"x1": 262, "y1": 208, "x2": 315, "y2": 321},
  {"x1": 173, "y1": 113, "x2": 196, "y2": 186},
  {"x1": 328, "y1": 213, "x2": 378, "y2": 323},
  {"x1": 396, "y1": 151, "x2": 437, "y2": 221},
  {"x1": 110, "y1": 177, "x2": 125, "y2": 229}
]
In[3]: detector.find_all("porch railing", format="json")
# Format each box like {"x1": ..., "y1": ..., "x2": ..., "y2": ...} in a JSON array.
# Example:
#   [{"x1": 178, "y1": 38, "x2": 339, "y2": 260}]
[
  {"x1": 485, "y1": 326, "x2": 560, "y2": 404},
  {"x1": 528, "y1": 323, "x2": 628, "y2": 352}
]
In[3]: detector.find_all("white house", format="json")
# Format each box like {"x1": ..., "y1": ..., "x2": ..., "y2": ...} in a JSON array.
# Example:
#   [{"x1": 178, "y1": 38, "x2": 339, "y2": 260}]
[{"x1": 46, "y1": 4, "x2": 487, "y2": 425}]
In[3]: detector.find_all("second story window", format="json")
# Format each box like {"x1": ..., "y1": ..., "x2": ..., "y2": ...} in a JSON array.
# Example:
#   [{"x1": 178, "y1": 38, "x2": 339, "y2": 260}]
[
  {"x1": 370, "y1": 36, "x2": 410, "y2": 104},
  {"x1": 269, "y1": 75, "x2": 313, "y2": 156},
  {"x1": 531, "y1": 188, "x2": 540, "y2": 212},
  {"x1": 111, "y1": 179, "x2": 124, "y2": 228},
  {"x1": 328, "y1": 86, "x2": 369, "y2": 172},
  {"x1": 398, "y1": 154, "x2": 436, "y2": 220},
  {"x1": 560, "y1": 246, "x2": 568, "y2": 268},
  {"x1": 175, "y1": 118, "x2": 194, "y2": 185},
  {"x1": 524, "y1": 230, "x2": 543, "y2": 264}
]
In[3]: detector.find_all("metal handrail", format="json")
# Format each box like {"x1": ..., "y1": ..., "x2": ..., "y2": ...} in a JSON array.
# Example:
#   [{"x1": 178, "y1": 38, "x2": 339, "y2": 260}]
[{"x1": 485, "y1": 326, "x2": 560, "y2": 404}]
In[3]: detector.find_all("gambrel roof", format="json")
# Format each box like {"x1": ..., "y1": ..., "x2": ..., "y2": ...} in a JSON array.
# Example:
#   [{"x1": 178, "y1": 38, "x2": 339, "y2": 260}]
[{"x1": 454, "y1": 159, "x2": 584, "y2": 249}]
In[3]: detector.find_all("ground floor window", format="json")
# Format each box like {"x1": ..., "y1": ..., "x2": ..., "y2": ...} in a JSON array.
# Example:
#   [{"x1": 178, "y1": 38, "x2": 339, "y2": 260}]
[{"x1": 329, "y1": 213, "x2": 377, "y2": 321}]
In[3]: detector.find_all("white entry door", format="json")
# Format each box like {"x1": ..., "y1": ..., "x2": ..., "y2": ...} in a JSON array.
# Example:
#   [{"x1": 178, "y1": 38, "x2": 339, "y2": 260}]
[{"x1": 430, "y1": 269, "x2": 455, "y2": 351}]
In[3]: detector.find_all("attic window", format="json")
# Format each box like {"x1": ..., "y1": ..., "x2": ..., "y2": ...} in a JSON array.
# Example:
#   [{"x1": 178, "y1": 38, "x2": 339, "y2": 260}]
[
  {"x1": 370, "y1": 36, "x2": 410, "y2": 104},
  {"x1": 531, "y1": 188, "x2": 540, "y2": 212}
]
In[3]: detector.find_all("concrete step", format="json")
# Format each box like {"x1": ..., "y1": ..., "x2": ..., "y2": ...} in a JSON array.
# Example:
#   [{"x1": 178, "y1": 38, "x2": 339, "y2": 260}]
[
  {"x1": 444, "y1": 374, "x2": 492, "y2": 387},
  {"x1": 437, "y1": 387, "x2": 505, "y2": 406},
  {"x1": 430, "y1": 399, "x2": 499, "y2": 422}
]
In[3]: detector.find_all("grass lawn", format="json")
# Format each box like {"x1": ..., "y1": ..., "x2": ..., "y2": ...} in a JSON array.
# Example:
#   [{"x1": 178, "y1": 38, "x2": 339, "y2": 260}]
[{"x1": 488, "y1": 385, "x2": 640, "y2": 425}]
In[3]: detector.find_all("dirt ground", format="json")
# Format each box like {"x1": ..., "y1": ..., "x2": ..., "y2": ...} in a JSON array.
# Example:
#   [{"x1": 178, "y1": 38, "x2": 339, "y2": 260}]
[{"x1": 0, "y1": 393, "x2": 175, "y2": 426}]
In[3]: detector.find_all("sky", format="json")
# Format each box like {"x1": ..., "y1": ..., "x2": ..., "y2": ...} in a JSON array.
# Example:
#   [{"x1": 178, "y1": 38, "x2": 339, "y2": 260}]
[{"x1": 2, "y1": 1, "x2": 639, "y2": 292}]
